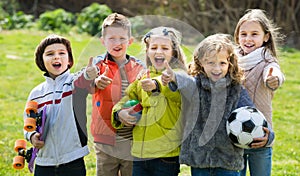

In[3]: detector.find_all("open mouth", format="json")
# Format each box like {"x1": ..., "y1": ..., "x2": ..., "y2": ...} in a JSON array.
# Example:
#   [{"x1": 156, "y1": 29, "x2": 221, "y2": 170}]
[
  {"x1": 52, "y1": 63, "x2": 61, "y2": 69},
  {"x1": 155, "y1": 57, "x2": 165, "y2": 64}
]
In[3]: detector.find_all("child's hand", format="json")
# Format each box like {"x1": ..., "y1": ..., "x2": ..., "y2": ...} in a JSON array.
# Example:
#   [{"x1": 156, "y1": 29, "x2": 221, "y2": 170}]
[
  {"x1": 95, "y1": 66, "x2": 112, "y2": 90},
  {"x1": 266, "y1": 67, "x2": 279, "y2": 90},
  {"x1": 31, "y1": 133, "x2": 45, "y2": 149},
  {"x1": 161, "y1": 60, "x2": 175, "y2": 86},
  {"x1": 118, "y1": 107, "x2": 138, "y2": 126},
  {"x1": 140, "y1": 79, "x2": 156, "y2": 92},
  {"x1": 85, "y1": 57, "x2": 99, "y2": 80},
  {"x1": 250, "y1": 127, "x2": 269, "y2": 148}
]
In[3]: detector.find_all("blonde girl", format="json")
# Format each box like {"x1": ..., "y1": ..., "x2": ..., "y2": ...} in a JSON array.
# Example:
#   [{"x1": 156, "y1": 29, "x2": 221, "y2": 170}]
[{"x1": 112, "y1": 26, "x2": 186, "y2": 176}]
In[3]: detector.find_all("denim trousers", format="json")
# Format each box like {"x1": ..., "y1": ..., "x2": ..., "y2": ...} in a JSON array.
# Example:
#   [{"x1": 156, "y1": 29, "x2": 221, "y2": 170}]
[
  {"x1": 34, "y1": 158, "x2": 86, "y2": 176},
  {"x1": 240, "y1": 147, "x2": 272, "y2": 176},
  {"x1": 191, "y1": 167, "x2": 240, "y2": 176},
  {"x1": 132, "y1": 156, "x2": 180, "y2": 176}
]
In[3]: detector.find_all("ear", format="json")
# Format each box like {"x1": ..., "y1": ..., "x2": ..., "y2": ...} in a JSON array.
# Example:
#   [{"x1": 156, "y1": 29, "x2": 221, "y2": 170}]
[
  {"x1": 100, "y1": 37, "x2": 105, "y2": 45},
  {"x1": 264, "y1": 33, "x2": 270, "y2": 43},
  {"x1": 128, "y1": 37, "x2": 134, "y2": 45}
]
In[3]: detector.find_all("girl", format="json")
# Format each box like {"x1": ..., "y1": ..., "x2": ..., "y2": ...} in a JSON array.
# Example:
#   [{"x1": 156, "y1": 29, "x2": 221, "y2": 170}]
[
  {"x1": 24, "y1": 34, "x2": 98, "y2": 176},
  {"x1": 111, "y1": 26, "x2": 187, "y2": 176},
  {"x1": 161, "y1": 33, "x2": 269, "y2": 176},
  {"x1": 234, "y1": 9, "x2": 285, "y2": 176}
]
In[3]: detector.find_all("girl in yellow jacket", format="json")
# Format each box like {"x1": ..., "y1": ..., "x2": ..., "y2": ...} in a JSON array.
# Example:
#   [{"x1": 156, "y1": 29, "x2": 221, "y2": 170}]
[{"x1": 112, "y1": 26, "x2": 187, "y2": 176}]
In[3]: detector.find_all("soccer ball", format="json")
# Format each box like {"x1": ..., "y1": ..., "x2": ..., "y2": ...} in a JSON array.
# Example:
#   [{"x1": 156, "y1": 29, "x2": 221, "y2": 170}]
[
  {"x1": 122, "y1": 100, "x2": 143, "y2": 122},
  {"x1": 226, "y1": 106, "x2": 268, "y2": 149}
]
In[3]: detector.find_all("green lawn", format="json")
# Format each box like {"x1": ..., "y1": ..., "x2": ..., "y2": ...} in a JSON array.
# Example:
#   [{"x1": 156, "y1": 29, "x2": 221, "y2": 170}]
[{"x1": 0, "y1": 30, "x2": 299, "y2": 175}]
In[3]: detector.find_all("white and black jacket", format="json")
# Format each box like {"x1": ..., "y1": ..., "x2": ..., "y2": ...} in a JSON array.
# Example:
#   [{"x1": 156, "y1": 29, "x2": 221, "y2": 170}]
[{"x1": 24, "y1": 69, "x2": 93, "y2": 166}]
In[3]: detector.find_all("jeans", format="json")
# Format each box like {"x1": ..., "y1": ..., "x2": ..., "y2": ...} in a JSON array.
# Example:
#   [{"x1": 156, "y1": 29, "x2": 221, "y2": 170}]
[
  {"x1": 240, "y1": 147, "x2": 272, "y2": 176},
  {"x1": 132, "y1": 156, "x2": 180, "y2": 176},
  {"x1": 191, "y1": 167, "x2": 240, "y2": 176},
  {"x1": 34, "y1": 158, "x2": 86, "y2": 176}
]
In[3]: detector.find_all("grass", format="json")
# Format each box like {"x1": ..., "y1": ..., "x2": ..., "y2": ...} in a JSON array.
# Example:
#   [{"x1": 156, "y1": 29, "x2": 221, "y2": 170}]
[{"x1": 0, "y1": 30, "x2": 299, "y2": 175}]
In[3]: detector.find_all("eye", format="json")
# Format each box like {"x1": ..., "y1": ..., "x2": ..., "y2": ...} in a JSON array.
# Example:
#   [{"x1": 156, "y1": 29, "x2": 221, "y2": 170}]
[{"x1": 221, "y1": 61, "x2": 228, "y2": 65}]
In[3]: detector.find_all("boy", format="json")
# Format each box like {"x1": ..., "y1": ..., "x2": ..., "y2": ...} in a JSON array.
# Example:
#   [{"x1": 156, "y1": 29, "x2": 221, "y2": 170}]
[{"x1": 90, "y1": 13, "x2": 144, "y2": 176}]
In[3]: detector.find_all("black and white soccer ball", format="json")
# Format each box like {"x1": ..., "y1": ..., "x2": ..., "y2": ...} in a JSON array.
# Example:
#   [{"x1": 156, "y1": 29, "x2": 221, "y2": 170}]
[{"x1": 226, "y1": 106, "x2": 268, "y2": 149}]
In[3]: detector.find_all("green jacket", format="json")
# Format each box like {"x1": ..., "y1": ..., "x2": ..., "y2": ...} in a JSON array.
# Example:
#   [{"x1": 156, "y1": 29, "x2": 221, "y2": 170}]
[{"x1": 112, "y1": 67, "x2": 182, "y2": 158}]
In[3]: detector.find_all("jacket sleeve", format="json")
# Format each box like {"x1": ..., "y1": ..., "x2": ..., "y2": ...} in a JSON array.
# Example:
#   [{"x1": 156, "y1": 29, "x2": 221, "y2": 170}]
[
  {"x1": 237, "y1": 87, "x2": 255, "y2": 108},
  {"x1": 265, "y1": 122, "x2": 275, "y2": 147},
  {"x1": 172, "y1": 72, "x2": 198, "y2": 101}
]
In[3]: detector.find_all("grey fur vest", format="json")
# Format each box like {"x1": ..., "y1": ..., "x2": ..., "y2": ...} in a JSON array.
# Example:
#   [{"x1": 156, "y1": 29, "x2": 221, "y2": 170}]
[{"x1": 176, "y1": 73, "x2": 244, "y2": 171}]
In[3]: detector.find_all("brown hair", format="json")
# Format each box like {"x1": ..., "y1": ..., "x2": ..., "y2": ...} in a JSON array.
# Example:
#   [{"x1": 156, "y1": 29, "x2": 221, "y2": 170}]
[
  {"x1": 234, "y1": 9, "x2": 282, "y2": 58},
  {"x1": 142, "y1": 26, "x2": 187, "y2": 71},
  {"x1": 35, "y1": 34, "x2": 73, "y2": 72},
  {"x1": 101, "y1": 13, "x2": 131, "y2": 37},
  {"x1": 189, "y1": 33, "x2": 243, "y2": 84}
]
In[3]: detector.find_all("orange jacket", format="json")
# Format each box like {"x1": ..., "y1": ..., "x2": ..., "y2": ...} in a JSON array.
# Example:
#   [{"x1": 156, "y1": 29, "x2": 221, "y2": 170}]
[{"x1": 91, "y1": 53, "x2": 144, "y2": 145}]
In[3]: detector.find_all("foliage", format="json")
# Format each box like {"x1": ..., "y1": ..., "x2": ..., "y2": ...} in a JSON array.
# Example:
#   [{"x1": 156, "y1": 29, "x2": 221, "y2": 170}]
[
  {"x1": 37, "y1": 8, "x2": 75, "y2": 34},
  {"x1": 0, "y1": 30, "x2": 299, "y2": 175},
  {"x1": 76, "y1": 3, "x2": 112, "y2": 36},
  {"x1": 0, "y1": 11, "x2": 34, "y2": 30}
]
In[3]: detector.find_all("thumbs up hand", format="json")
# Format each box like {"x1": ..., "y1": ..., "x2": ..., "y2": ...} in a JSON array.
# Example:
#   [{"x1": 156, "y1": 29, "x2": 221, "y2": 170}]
[
  {"x1": 85, "y1": 57, "x2": 99, "y2": 80},
  {"x1": 95, "y1": 65, "x2": 112, "y2": 90},
  {"x1": 161, "y1": 60, "x2": 175, "y2": 86},
  {"x1": 266, "y1": 67, "x2": 279, "y2": 90}
]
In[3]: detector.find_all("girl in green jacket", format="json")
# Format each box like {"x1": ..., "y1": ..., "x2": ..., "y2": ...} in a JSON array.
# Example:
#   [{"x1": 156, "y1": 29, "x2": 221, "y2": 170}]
[{"x1": 112, "y1": 26, "x2": 187, "y2": 176}]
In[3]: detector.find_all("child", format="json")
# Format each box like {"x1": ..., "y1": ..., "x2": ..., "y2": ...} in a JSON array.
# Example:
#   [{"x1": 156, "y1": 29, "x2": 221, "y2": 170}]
[
  {"x1": 90, "y1": 13, "x2": 145, "y2": 176},
  {"x1": 24, "y1": 34, "x2": 99, "y2": 176},
  {"x1": 112, "y1": 26, "x2": 187, "y2": 176},
  {"x1": 161, "y1": 33, "x2": 274, "y2": 176},
  {"x1": 234, "y1": 9, "x2": 285, "y2": 176}
]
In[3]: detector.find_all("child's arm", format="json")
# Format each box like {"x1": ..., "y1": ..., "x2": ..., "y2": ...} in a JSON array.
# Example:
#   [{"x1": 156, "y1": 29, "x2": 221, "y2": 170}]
[
  {"x1": 161, "y1": 61, "x2": 198, "y2": 100},
  {"x1": 238, "y1": 87, "x2": 275, "y2": 148},
  {"x1": 237, "y1": 87, "x2": 255, "y2": 108}
]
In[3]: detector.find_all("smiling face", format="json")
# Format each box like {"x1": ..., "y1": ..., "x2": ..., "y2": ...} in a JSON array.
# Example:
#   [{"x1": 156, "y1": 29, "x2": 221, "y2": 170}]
[
  {"x1": 43, "y1": 43, "x2": 70, "y2": 79},
  {"x1": 101, "y1": 26, "x2": 133, "y2": 62},
  {"x1": 147, "y1": 36, "x2": 173, "y2": 71},
  {"x1": 201, "y1": 49, "x2": 229, "y2": 82},
  {"x1": 238, "y1": 21, "x2": 270, "y2": 55}
]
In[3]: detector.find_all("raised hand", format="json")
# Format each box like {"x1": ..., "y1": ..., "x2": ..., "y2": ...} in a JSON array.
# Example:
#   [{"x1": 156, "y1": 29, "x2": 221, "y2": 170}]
[
  {"x1": 266, "y1": 67, "x2": 279, "y2": 90},
  {"x1": 85, "y1": 57, "x2": 99, "y2": 80},
  {"x1": 95, "y1": 65, "x2": 112, "y2": 90},
  {"x1": 161, "y1": 60, "x2": 175, "y2": 86}
]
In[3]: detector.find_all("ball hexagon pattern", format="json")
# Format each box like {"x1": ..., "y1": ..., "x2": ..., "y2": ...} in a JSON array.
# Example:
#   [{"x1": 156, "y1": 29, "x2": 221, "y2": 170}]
[{"x1": 226, "y1": 106, "x2": 268, "y2": 149}]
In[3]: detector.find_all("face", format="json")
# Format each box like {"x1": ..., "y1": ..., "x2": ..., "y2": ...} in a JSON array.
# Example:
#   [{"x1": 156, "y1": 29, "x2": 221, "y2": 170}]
[
  {"x1": 101, "y1": 26, "x2": 133, "y2": 61},
  {"x1": 43, "y1": 43, "x2": 70, "y2": 79},
  {"x1": 201, "y1": 49, "x2": 229, "y2": 82},
  {"x1": 238, "y1": 21, "x2": 270, "y2": 55},
  {"x1": 147, "y1": 36, "x2": 173, "y2": 71}
]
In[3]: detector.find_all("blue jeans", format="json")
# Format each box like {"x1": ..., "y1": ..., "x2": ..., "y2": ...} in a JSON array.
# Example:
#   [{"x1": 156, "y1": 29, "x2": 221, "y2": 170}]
[
  {"x1": 133, "y1": 156, "x2": 180, "y2": 176},
  {"x1": 240, "y1": 147, "x2": 272, "y2": 176},
  {"x1": 34, "y1": 158, "x2": 86, "y2": 176},
  {"x1": 191, "y1": 167, "x2": 240, "y2": 176}
]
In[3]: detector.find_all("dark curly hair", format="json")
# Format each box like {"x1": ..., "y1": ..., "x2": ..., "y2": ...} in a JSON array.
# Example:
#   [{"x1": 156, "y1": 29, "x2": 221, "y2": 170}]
[{"x1": 35, "y1": 34, "x2": 74, "y2": 72}]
